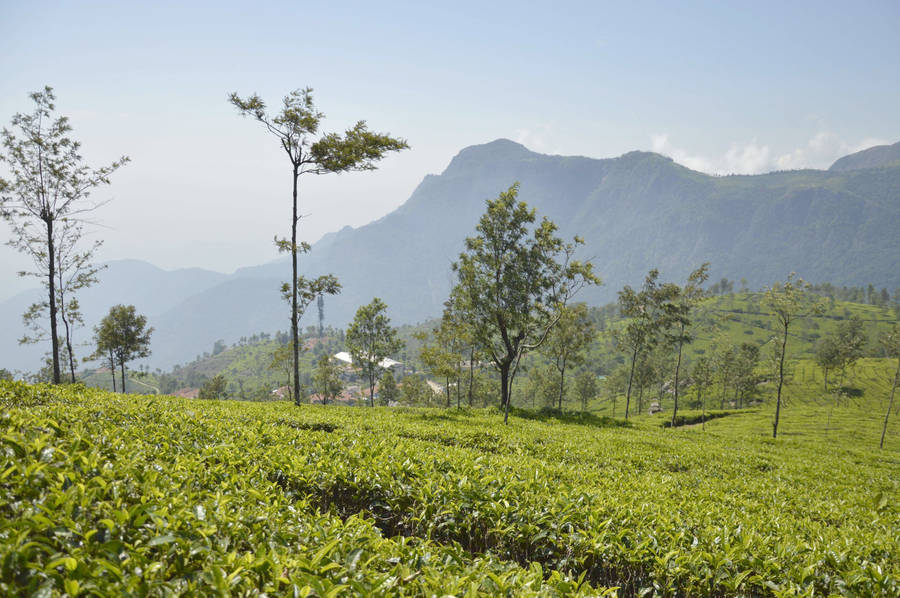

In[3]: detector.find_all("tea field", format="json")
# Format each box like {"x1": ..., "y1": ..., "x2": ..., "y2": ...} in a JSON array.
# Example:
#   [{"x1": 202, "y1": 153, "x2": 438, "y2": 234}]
[{"x1": 1, "y1": 380, "x2": 898, "y2": 596}]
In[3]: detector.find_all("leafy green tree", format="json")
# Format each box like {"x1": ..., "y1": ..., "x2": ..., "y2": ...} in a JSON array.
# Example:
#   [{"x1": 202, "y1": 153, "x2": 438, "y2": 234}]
[
  {"x1": 400, "y1": 374, "x2": 433, "y2": 406},
  {"x1": 815, "y1": 336, "x2": 842, "y2": 392},
  {"x1": 0, "y1": 87, "x2": 128, "y2": 383},
  {"x1": 573, "y1": 369, "x2": 598, "y2": 412},
  {"x1": 690, "y1": 355, "x2": 714, "y2": 427},
  {"x1": 419, "y1": 328, "x2": 460, "y2": 408},
  {"x1": 91, "y1": 305, "x2": 153, "y2": 393},
  {"x1": 834, "y1": 316, "x2": 866, "y2": 385},
  {"x1": 660, "y1": 264, "x2": 709, "y2": 427},
  {"x1": 763, "y1": 274, "x2": 824, "y2": 438},
  {"x1": 199, "y1": 375, "x2": 227, "y2": 400},
  {"x1": 0, "y1": 369, "x2": 13, "y2": 381},
  {"x1": 880, "y1": 324, "x2": 900, "y2": 449},
  {"x1": 229, "y1": 88, "x2": 406, "y2": 407},
  {"x1": 615, "y1": 269, "x2": 668, "y2": 420},
  {"x1": 732, "y1": 342, "x2": 761, "y2": 408},
  {"x1": 346, "y1": 298, "x2": 402, "y2": 407},
  {"x1": 541, "y1": 303, "x2": 595, "y2": 410},
  {"x1": 444, "y1": 287, "x2": 482, "y2": 406},
  {"x1": 268, "y1": 342, "x2": 295, "y2": 390},
  {"x1": 313, "y1": 354, "x2": 343, "y2": 405},
  {"x1": 451, "y1": 183, "x2": 599, "y2": 424},
  {"x1": 379, "y1": 369, "x2": 398, "y2": 406}
]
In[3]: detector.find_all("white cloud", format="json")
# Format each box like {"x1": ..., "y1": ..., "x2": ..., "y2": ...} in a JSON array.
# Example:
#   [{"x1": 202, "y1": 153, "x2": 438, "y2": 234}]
[
  {"x1": 650, "y1": 132, "x2": 889, "y2": 175},
  {"x1": 514, "y1": 123, "x2": 556, "y2": 153}
]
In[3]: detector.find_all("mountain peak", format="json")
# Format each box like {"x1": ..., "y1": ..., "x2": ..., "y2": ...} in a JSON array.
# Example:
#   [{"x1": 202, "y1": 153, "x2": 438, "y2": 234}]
[
  {"x1": 829, "y1": 140, "x2": 900, "y2": 172},
  {"x1": 443, "y1": 139, "x2": 534, "y2": 174}
]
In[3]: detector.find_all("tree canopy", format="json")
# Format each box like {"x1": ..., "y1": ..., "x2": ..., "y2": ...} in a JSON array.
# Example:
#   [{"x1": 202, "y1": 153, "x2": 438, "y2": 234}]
[{"x1": 451, "y1": 183, "x2": 600, "y2": 423}]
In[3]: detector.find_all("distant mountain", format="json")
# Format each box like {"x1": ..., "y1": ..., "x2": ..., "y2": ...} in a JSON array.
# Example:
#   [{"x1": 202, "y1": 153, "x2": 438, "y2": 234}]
[
  {"x1": 288, "y1": 138, "x2": 900, "y2": 328},
  {"x1": 3, "y1": 139, "x2": 899, "y2": 372},
  {"x1": 829, "y1": 141, "x2": 900, "y2": 171},
  {"x1": 0, "y1": 260, "x2": 228, "y2": 372}
]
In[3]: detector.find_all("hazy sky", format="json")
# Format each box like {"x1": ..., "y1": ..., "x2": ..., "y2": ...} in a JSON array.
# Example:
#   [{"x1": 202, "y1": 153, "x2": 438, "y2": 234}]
[{"x1": 2, "y1": 0, "x2": 899, "y2": 300}]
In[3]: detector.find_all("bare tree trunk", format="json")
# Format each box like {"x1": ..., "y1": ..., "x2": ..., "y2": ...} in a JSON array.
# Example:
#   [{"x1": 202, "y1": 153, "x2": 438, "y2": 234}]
[
  {"x1": 120, "y1": 359, "x2": 127, "y2": 394},
  {"x1": 824, "y1": 368, "x2": 829, "y2": 392},
  {"x1": 773, "y1": 322, "x2": 788, "y2": 439},
  {"x1": 467, "y1": 347, "x2": 475, "y2": 406},
  {"x1": 557, "y1": 355, "x2": 567, "y2": 410},
  {"x1": 624, "y1": 347, "x2": 637, "y2": 420},
  {"x1": 58, "y1": 281, "x2": 76, "y2": 383},
  {"x1": 108, "y1": 348, "x2": 116, "y2": 393},
  {"x1": 46, "y1": 218, "x2": 61, "y2": 384},
  {"x1": 445, "y1": 375, "x2": 451, "y2": 407},
  {"x1": 637, "y1": 385, "x2": 644, "y2": 415},
  {"x1": 881, "y1": 358, "x2": 899, "y2": 449},
  {"x1": 699, "y1": 382, "x2": 706, "y2": 430},
  {"x1": 671, "y1": 330, "x2": 684, "y2": 428},
  {"x1": 291, "y1": 165, "x2": 301, "y2": 407}
]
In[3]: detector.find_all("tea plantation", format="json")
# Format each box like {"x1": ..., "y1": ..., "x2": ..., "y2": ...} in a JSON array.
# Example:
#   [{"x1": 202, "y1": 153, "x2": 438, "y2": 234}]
[{"x1": 1, "y1": 380, "x2": 897, "y2": 596}]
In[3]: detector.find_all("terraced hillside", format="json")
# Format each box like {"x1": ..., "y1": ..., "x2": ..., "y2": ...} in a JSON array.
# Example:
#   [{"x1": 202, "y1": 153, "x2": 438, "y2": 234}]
[{"x1": 1, "y1": 381, "x2": 897, "y2": 596}]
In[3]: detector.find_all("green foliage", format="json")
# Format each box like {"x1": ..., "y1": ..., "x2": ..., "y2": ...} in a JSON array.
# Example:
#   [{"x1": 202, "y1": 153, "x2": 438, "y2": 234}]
[
  {"x1": 0, "y1": 86, "x2": 128, "y2": 383},
  {"x1": 451, "y1": 183, "x2": 600, "y2": 419},
  {"x1": 346, "y1": 298, "x2": 402, "y2": 407},
  {"x1": 313, "y1": 354, "x2": 343, "y2": 405},
  {"x1": 378, "y1": 369, "x2": 398, "y2": 406},
  {"x1": 0, "y1": 381, "x2": 897, "y2": 595},
  {"x1": 199, "y1": 374, "x2": 227, "y2": 400},
  {"x1": 229, "y1": 86, "x2": 404, "y2": 406}
]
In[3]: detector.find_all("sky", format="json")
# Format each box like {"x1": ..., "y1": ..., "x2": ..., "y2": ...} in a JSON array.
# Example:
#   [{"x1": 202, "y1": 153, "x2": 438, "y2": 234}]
[{"x1": 1, "y1": 0, "x2": 899, "y2": 300}]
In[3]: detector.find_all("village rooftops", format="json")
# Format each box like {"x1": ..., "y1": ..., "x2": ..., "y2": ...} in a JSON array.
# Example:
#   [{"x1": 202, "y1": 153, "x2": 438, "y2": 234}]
[{"x1": 333, "y1": 351, "x2": 401, "y2": 369}]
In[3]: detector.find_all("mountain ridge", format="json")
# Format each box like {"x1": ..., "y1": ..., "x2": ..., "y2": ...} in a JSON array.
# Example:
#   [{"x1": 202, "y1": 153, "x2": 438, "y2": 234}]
[{"x1": 2, "y1": 139, "x2": 898, "y2": 371}]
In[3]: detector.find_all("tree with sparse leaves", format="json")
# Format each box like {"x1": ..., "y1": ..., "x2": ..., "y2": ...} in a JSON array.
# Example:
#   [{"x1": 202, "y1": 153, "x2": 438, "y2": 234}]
[
  {"x1": 451, "y1": 183, "x2": 599, "y2": 424},
  {"x1": 541, "y1": 302, "x2": 595, "y2": 410},
  {"x1": 879, "y1": 324, "x2": 900, "y2": 449},
  {"x1": 763, "y1": 273, "x2": 824, "y2": 438},
  {"x1": 379, "y1": 369, "x2": 398, "y2": 406},
  {"x1": 573, "y1": 369, "x2": 598, "y2": 412},
  {"x1": 346, "y1": 298, "x2": 402, "y2": 407},
  {"x1": 659, "y1": 264, "x2": 709, "y2": 427},
  {"x1": 313, "y1": 353, "x2": 343, "y2": 405},
  {"x1": 199, "y1": 375, "x2": 227, "y2": 400},
  {"x1": 615, "y1": 269, "x2": 669, "y2": 420},
  {"x1": 91, "y1": 305, "x2": 153, "y2": 393},
  {"x1": 1, "y1": 87, "x2": 128, "y2": 383},
  {"x1": 229, "y1": 87, "x2": 406, "y2": 406}
]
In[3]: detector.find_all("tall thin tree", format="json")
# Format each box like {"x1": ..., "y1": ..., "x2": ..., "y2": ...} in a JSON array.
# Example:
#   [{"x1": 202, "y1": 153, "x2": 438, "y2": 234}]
[
  {"x1": 229, "y1": 88, "x2": 407, "y2": 405},
  {"x1": 1, "y1": 87, "x2": 128, "y2": 382}
]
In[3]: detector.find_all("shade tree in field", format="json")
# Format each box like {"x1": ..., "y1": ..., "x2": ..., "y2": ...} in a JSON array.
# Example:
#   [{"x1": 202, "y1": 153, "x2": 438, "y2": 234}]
[
  {"x1": 229, "y1": 88, "x2": 406, "y2": 407},
  {"x1": 880, "y1": 324, "x2": 900, "y2": 449},
  {"x1": 313, "y1": 353, "x2": 343, "y2": 405},
  {"x1": 346, "y1": 298, "x2": 402, "y2": 407},
  {"x1": 278, "y1": 273, "x2": 341, "y2": 405},
  {"x1": 379, "y1": 369, "x2": 398, "y2": 406},
  {"x1": 541, "y1": 302, "x2": 596, "y2": 410},
  {"x1": 658, "y1": 263, "x2": 710, "y2": 427},
  {"x1": 0, "y1": 87, "x2": 128, "y2": 383},
  {"x1": 450, "y1": 183, "x2": 600, "y2": 424},
  {"x1": 90, "y1": 305, "x2": 153, "y2": 393},
  {"x1": 573, "y1": 369, "x2": 598, "y2": 412},
  {"x1": 18, "y1": 218, "x2": 104, "y2": 383},
  {"x1": 763, "y1": 273, "x2": 825, "y2": 438},
  {"x1": 614, "y1": 269, "x2": 669, "y2": 420},
  {"x1": 199, "y1": 375, "x2": 227, "y2": 400},
  {"x1": 690, "y1": 355, "x2": 714, "y2": 428}
]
